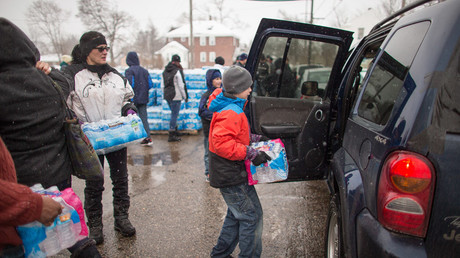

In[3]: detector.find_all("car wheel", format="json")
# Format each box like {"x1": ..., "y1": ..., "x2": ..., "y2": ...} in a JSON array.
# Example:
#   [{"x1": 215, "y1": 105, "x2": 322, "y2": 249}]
[{"x1": 325, "y1": 192, "x2": 344, "y2": 258}]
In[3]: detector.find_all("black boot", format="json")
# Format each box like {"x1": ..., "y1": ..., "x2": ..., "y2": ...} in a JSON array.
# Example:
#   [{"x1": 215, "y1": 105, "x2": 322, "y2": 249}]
[
  {"x1": 175, "y1": 126, "x2": 185, "y2": 136},
  {"x1": 84, "y1": 176, "x2": 105, "y2": 245},
  {"x1": 113, "y1": 200, "x2": 136, "y2": 237},
  {"x1": 168, "y1": 130, "x2": 181, "y2": 142},
  {"x1": 70, "y1": 239, "x2": 101, "y2": 258},
  {"x1": 87, "y1": 218, "x2": 104, "y2": 245},
  {"x1": 114, "y1": 217, "x2": 136, "y2": 237}
]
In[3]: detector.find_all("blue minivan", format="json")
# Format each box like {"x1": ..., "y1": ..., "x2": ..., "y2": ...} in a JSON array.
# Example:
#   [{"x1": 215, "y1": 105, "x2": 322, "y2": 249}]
[{"x1": 244, "y1": 0, "x2": 460, "y2": 257}]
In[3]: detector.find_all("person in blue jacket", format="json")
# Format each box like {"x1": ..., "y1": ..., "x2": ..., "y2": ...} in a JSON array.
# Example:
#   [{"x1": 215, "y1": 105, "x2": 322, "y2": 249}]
[
  {"x1": 198, "y1": 69, "x2": 222, "y2": 182},
  {"x1": 125, "y1": 51, "x2": 153, "y2": 145}
]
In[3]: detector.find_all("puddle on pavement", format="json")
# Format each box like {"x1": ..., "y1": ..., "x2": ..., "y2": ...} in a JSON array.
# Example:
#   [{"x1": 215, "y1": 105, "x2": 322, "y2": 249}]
[{"x1": 128, "y1": 151, "x2": 178, "y2": 166}]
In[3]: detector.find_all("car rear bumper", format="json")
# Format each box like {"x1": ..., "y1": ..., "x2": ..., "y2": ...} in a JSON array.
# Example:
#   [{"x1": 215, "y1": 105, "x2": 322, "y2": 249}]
[{"x1": 356, "y1": 209, "x2": 427, "y2": 258}]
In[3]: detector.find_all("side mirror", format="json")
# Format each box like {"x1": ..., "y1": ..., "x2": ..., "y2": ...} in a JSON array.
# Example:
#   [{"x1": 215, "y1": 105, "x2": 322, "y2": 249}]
[{"x1": 301, "y1": 81, "x2": 318, "y2": 96}]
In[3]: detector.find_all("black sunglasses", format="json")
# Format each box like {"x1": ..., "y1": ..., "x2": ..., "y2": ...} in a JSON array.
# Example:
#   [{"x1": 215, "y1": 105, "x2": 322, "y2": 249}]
[{"x1": 94, "y1": 46, "x2": 110, "y2": 52}]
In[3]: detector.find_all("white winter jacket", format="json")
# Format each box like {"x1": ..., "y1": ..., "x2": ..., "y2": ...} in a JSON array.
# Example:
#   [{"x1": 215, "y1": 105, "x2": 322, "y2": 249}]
[
  {"x1": 173, "y1": 71, "x2": 187, "y2": 101},
  {"x1": 65, "y1": 64, "x2": 134, "y2": 123}
]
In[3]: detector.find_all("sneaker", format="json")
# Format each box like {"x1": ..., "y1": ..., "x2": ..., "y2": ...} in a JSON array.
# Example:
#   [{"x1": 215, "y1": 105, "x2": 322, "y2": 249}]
[
  {"x1": 206, "y1": 175, "x2": 210, "y2": 183},
  {"x1": 140, "y1": 138, "x2": 153, "y2": 146}
]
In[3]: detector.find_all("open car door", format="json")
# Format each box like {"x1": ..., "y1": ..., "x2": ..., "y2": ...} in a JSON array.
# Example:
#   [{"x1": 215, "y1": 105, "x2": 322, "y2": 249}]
[{"x1": 246, "y1": 18, "x2": 353, "y2": 180}]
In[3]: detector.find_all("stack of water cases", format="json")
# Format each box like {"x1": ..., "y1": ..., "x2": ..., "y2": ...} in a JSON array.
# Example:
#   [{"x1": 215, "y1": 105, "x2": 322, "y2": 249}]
[{"x1": 147, "y1": 69, "x2": 206, "y2": 132}]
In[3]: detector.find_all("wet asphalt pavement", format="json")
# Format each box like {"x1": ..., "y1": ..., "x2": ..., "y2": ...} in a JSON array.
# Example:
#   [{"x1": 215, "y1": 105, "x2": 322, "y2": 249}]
[{"x1": 54, "y1": 131, "x2": 330, "y2": 258}]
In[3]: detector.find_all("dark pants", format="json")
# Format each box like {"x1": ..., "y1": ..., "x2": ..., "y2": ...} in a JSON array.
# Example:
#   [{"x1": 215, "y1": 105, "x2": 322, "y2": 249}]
[
  {"x1": 135, "y1": 103, "x2": 150, "y2": 138},
  {"x1": 84, "y1": 148, "x2": 130, "y2": 224},
  {"x1": 0, "y1": 245, "x2": 25, "y2": 258}
]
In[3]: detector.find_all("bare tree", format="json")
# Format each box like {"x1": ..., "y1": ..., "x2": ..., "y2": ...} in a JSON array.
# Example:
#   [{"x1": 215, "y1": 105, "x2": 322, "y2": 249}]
[
  {"x1": 381, "y1": 0, "x2": 402, "y2": 16},
  {"x1": 279, "y1": 9, "x2": 304, "y2": 22},
  {"x1": 178, "y1": 0, "x2": 234, "y2": 25},
  {"x1": 26, "y1": 0, "x2": 69, "y2": 60},
  {"x1": 61, "y1": 35, "x2": 80, "y2": 56},
  {"x1": 77, "y1": 0, "x2": 134, "y2": 65},
  {"x1": 214, "y1": 0, "x2": 226, "y2": 23},
  {"x1": 380, "y1": 0, "x2": 421, "y2": 16},
  {"x1": 198, "y1": 0, "x2": 227, "y2": 23},
  {"x1": 129, "y1": 22, "x2": 165, "y2": 69}
]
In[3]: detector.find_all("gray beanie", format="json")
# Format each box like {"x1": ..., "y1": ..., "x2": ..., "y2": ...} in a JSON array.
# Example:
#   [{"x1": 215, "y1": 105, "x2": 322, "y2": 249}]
[{"x1": 223, "y1": 66, "x2": 253, "y2": 94}]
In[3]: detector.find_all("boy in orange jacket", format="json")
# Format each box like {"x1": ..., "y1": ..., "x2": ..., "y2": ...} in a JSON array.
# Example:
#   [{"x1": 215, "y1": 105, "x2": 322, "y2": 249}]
[{"x1": 208, "y1": 66, "x2": 271, "y2": 257}]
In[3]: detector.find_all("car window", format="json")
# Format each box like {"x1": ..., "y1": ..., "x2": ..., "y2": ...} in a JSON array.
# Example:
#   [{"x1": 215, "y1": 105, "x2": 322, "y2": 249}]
[
  {"x1": 342, "y1": 41, "x2": 383, "y2": 124},
  {"x1": 253, "y1": 36, "x2": 339, "y2": 99},
  {"x1": 357, "y1": 21, "x2": 430, "y2": 125}
]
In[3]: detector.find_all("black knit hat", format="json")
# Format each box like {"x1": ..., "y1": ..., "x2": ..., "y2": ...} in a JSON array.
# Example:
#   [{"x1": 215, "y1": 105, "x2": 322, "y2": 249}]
[
  {"x1": 223, "y1": 66, "x2": 252, "y2": 95},
  {"x1": 215, "y1": 56, "x2": 225, "y2": 65},
  {"x1": 172, "y1": 54, "x2": 181, "y2": 62},
  {"x1": 79, "y1": 31, "x2": 107, "y2": 59}
]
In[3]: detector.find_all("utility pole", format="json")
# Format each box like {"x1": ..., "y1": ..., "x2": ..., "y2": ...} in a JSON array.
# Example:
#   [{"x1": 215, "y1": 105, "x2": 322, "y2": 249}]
[
  {"x1": 308, "y1": 0, "x2": 314, "y2": 63},
  {"x1": 310, "y1": 0, "x2": 314, "y2": 24},
  {"x1": 189, "y1": 0, "x2": 194, "y2": 69}
]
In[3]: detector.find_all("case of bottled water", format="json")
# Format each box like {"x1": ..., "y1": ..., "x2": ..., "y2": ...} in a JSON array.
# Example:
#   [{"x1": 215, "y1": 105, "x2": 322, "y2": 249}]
[
  {"x1": 82, "y1": 114, "x2": 148, "y2": 155},
  {"x1": 245, "y1": 139, "x2": 289, "y2": 185}
]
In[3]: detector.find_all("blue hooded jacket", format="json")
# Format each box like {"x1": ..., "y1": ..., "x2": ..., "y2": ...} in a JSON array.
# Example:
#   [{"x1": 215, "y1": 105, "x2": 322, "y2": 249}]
[
  {"x1": 198, "y1": 69, "x2": 222, "y2": 135},
  {"x1": 125, "y1": 51, "x2": 153, "y2": 105}
]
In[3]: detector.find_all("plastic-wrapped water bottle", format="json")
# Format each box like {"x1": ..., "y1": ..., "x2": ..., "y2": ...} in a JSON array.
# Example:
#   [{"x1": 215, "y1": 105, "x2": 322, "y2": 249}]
[
  {"x1": 19, "y1": 185, "x2": 81, "y2": 257},
  {"x1": 39, "y1": 225, "x2": 60, "y2": 256},
  {"x1": 56, "y1": 199, "x2": 77, "y2": 249}
]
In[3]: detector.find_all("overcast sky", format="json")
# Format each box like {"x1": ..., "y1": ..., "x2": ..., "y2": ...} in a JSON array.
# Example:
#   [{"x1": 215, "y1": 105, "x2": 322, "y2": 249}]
[{"x1": 0, "y1": 0, "x2": 381, "y2": 45}]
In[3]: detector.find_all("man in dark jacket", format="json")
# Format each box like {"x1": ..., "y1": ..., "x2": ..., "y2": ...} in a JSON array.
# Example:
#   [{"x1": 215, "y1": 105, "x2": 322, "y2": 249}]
[
  {"x1": 125, "y1": 51, "x2": 153, "y2": 145},
  {"x1": 162, "y1": 54, "x2": 188, "y2": 142},
  {"x1": 0, "y1": 18, "x2": 100, "y2": 257}
]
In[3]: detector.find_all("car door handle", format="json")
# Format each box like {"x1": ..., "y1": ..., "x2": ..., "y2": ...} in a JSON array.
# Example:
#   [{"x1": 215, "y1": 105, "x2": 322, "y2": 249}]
[{"x1": 260, "y1": 124, "x2": 301, "y2": 138}]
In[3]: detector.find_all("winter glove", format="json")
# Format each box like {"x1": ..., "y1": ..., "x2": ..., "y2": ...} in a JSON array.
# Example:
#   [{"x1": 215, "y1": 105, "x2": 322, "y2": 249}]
[
  {"x1": 246, "y1": 146, "x2": 258, "y2": 161},
  {"x1": 250, "y1": 133, "x2": 270, "y2": 143},
  {"x1": 252, "y1": 151, "x2": 272, "y2": 166},
  {"x1": 127, "y1": 109, "x2": 136, "y2": 115},
  {"x1": 121, "y1": 103, "x2": 138, "y2": 116}
]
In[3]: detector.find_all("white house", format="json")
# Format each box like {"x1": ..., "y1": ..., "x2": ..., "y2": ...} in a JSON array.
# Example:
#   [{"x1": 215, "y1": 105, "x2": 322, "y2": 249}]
[{"x1": 155, "y1": 41, "x2": 190, "y2": 68}]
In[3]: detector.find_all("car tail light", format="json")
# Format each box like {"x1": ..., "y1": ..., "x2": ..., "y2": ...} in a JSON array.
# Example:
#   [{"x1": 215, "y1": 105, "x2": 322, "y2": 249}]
[{"x1": 377, "y1": 151, "x2": 435, "y2": 237}]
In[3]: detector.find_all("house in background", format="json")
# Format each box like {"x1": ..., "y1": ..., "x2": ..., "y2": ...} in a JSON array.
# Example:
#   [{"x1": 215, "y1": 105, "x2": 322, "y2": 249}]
[
  {"x1": 155, "y1": 41, "x2": 190, "y2": 69},
  {"x1": 165, "y1": 21, "x2": 240, "y2": 69}
]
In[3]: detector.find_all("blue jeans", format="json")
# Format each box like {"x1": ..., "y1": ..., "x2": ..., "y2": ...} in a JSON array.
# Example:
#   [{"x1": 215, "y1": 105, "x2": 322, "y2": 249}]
[
  {"x1": 135, "y1": 103, "x2": 150, "y2": 138},
  {"x1": 166, "y1": 100, "x2": 181, "y2": 131},
  {"x1": 204, "y1": 135, "x2": 209, "y2": 176},
  {"x1": 211, "y1": 183, "x2": 263, "y2": 258}
]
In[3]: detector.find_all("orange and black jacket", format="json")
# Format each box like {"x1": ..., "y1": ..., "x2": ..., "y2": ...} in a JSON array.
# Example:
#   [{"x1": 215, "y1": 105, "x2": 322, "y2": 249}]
[{"x1": 208, "y1": 89, "x2": 250, "y2": 188}]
